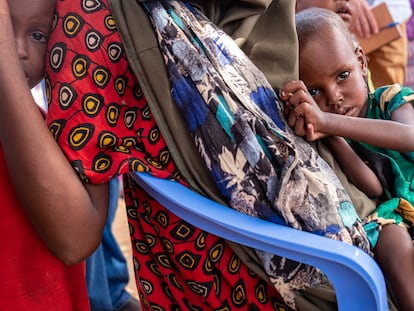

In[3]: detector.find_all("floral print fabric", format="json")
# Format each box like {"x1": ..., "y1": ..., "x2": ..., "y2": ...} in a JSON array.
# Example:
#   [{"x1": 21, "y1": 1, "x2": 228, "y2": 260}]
[{"x1": 143, "y1": 0, "x2": 371, "y2": 307}]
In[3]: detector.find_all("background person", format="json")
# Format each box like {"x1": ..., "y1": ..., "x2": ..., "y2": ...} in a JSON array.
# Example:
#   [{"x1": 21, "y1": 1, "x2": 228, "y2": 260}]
[{"x1": 355, "y1": 0, "x2": 412, "y2": 88}]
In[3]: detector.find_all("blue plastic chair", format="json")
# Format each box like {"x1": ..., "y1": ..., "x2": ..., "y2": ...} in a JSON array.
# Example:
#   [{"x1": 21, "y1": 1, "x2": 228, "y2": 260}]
[{"x1": 132, "y1": 172, "x2": 389, "y2": 310}]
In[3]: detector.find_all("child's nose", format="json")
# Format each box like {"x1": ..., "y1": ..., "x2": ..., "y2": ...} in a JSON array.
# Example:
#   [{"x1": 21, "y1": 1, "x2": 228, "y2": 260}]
[
  {"x1": 327, "y1": 97, "x2": 345, "y2": 113},
  {"x1": 16, "y1": 38, "x2": 28, "y2": 60}
]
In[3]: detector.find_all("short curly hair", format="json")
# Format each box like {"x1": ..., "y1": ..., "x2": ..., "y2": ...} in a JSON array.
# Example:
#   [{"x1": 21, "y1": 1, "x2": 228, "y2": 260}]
[{"x1": 295, "y1": 8, "x2": 355, "y2": 51}]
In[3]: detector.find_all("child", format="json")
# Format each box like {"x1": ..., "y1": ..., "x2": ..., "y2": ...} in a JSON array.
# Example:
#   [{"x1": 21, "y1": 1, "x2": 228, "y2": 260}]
[
  {"x1": 295, "y1": 0, "x2": 377, "y2": 93},
  {"x1": 296, "y1": 0, "x2": 361, "y2": 32},
  {"x1": 280, "y1": 8, "x2": 414, "y2": 310},
  {"x1": 0, "y1": 0, "x2": 93, "y2": 309}
]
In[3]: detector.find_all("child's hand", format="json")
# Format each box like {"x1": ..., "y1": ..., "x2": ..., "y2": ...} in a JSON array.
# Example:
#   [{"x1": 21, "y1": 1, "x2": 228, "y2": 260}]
[
  {"x1": 280, "y1": 80, "x2": 308, "y2": 136},
  {"x1": 280, "y1": 80, "x2": 329, "y2": 140},
  {"x1": 305, "y1": 123, "x2": 329, "y2": 141},
  {"x1": 353, "y1": 0, "x2": 379, "y2": 38}
]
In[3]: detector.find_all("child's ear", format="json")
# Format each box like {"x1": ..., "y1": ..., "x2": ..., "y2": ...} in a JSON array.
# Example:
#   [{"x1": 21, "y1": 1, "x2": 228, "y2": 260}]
[{"x1": 355, "y1": 45, "x2": 368, "y2": 76}]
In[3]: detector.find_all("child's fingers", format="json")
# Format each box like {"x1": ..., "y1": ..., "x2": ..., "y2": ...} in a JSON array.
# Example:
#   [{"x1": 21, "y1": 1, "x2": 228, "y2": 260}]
[
  {"x1": 280, "y1": 80, "x2": 307, "y2": 100},
  {"x1": 286, "y1": 108, "x2": 299, "y2": 128},
  {"x1": 0, "y1": 0, "x2": 10, "y2": 17},
  {"x1": 293, "y1": 115, "x2": 307, "y2": 137},
  {"x1": 306, "y1": 123, "x2": 316, "y2": 141},
  {"x1": 306, "y1": 123, "x2": 329, "y2": 141}
]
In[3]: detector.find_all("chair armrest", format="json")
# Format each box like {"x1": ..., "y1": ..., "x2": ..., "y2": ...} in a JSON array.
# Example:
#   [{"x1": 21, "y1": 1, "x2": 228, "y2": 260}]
[{"x1": 132, "y1": 172, "x2": 388, "y2": 311}]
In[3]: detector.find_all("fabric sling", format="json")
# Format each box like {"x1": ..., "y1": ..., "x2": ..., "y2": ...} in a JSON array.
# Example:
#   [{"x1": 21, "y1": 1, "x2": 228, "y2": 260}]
[
  {"x1": 109, "y1": 0, "x2": 372, "y2": 309},
  {"x1": 107, "y1": 0, "x2": 284, "y2": 286}
]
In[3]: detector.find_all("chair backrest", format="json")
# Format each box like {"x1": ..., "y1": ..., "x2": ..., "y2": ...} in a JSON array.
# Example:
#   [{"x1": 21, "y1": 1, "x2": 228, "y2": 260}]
[{"x1": 132, "y1": 172, "x2": 389, "y2": 311}]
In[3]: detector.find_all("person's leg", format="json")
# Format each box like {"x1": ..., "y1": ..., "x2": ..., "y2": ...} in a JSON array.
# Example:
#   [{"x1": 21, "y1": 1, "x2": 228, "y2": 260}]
[
  {"x1": 374, "y1": 224, "x2": 414, "y2": 311},
  {"x1": 86, "y1": 177, "x2": 138, "y2": 311},
  {"x1": 86, "y1": 245, "x2": 114, "y2": 311}
]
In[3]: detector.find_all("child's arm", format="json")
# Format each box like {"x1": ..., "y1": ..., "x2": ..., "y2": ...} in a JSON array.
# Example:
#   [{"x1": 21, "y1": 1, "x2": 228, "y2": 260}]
[
  {"x1": 323, "y1": 136, "x2": 383, "y2": 198},
  {"x1": 304, "y1": 106, "x2": 414, "y2": 153},
  {"x1": 0, "y1": 2, "x2": 108, "y2": 264},
  {"x1": 281, "y1": 81, "x2": 414, "y2": 153}
]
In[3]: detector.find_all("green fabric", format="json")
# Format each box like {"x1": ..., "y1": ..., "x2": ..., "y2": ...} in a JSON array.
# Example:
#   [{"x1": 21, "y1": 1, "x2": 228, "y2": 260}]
[
  {"x1": 239, "y1": 0, "x2": 298, "y2": 90},
  {"x1": 353, "y1": 84, "x2": 414, "y2": 247},
  {"x1": 365, "y1": 85, "x2": 414, "y2": 204}
]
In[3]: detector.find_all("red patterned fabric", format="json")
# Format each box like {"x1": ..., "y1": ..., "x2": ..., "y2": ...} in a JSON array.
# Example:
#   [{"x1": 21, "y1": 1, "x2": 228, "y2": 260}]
[{"x1": 45, "y1": 0, "x2": 290, "y2": 310}]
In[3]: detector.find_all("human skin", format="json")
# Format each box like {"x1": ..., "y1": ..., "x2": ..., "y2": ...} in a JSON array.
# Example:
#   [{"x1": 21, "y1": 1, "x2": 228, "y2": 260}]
[
  {"x1": 296, "y1": 0, "x2": 361, "y2": 31},
  {"x1": 353, "y1": 0, "x2": 379, "y2": 38},
  {"x1": 0, "y1": 0, "x2": 109, "y2": 264},
  {"x1": 9, "y1": 0, "x2": 54, "y2": 88},
  {"x1": 281, "y1": 23, "x2": 414, "y2": 152}
]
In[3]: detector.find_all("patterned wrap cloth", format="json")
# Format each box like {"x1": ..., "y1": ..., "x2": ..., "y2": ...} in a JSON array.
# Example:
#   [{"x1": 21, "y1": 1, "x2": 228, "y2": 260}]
[
  {"x1": 46, "y1": 0, "x2": 293, "y2": 310},
  {"x1": 142, "y1": 0, "x2": 371, "y2": 307},
  {"x1": 45, "y1": 0, "x2": 373, "y2": 309}
]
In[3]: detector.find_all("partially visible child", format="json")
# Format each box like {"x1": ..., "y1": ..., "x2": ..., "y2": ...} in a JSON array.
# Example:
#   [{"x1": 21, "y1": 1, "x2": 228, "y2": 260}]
[
  {"x1": 280, "y1": 8, "x2": 414, "y2": 311},
  {"x1": 355, "y1": 0, "x2": 412, "y2": 88},
  {"x1": 295, "y1": 0, "x2": 377, "y2": 92},
  {"x1": 296, "y1": 0, "x2": 361, "y2": 32},
  {"x1": 0, "y1": 0, "x2": 91, "y2": 309}
]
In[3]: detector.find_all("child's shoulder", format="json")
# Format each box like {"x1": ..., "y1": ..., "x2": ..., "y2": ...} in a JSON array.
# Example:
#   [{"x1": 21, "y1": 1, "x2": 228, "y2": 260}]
[{"x1": 369, "y1": 84, "x2": 414, "y2": 119}]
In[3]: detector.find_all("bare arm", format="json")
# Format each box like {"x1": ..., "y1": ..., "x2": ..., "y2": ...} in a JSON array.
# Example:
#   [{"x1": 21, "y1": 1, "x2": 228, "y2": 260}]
[
  {"x1": 281, "y1": 81, "x2": 414, "y2": 153},
  {"x1": 323, "y1": 136, "x2": 383, "y2": 198},
  {"x1": 305, "y1": 110, "x2": 414, "y2": 153},
  {"x1": 0, "y1": 3, "x2": 108, "y2": 264}
]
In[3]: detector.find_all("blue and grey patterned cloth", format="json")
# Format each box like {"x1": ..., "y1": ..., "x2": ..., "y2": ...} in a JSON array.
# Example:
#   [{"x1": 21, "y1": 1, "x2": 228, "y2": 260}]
[{"x1": 143, "y1": 0, "x2": 372, "y2": 307}]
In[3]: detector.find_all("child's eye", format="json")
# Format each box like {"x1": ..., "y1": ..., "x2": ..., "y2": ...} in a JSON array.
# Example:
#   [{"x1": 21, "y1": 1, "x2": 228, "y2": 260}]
[
  {"x1": 308, "y1": 88, "x2": 319, "y2": 97},
  {"x1": 30, "y1": 31, "x2": 48, "y2": 43},
  {"x1": 337, "y1": 71, "x2": 350, "y2": 81}
]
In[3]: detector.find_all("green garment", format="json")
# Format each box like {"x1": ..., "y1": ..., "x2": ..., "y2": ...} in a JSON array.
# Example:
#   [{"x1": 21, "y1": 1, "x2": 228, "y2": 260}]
[{"x1": 358, "y1": 84, "x2": 414, "y2": 246}]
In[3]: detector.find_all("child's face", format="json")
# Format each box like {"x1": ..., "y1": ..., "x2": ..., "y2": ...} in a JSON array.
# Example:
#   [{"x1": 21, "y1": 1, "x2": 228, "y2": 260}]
[
  {"x1": 296, "y1": 0, "x2": 360, "y2": 31},
  {"x1": 9, "y1": 0, "x2": 55, "y2": 89},
  {"x1": 299, "y1": 27, "x2": 368, "y2": 117}
]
